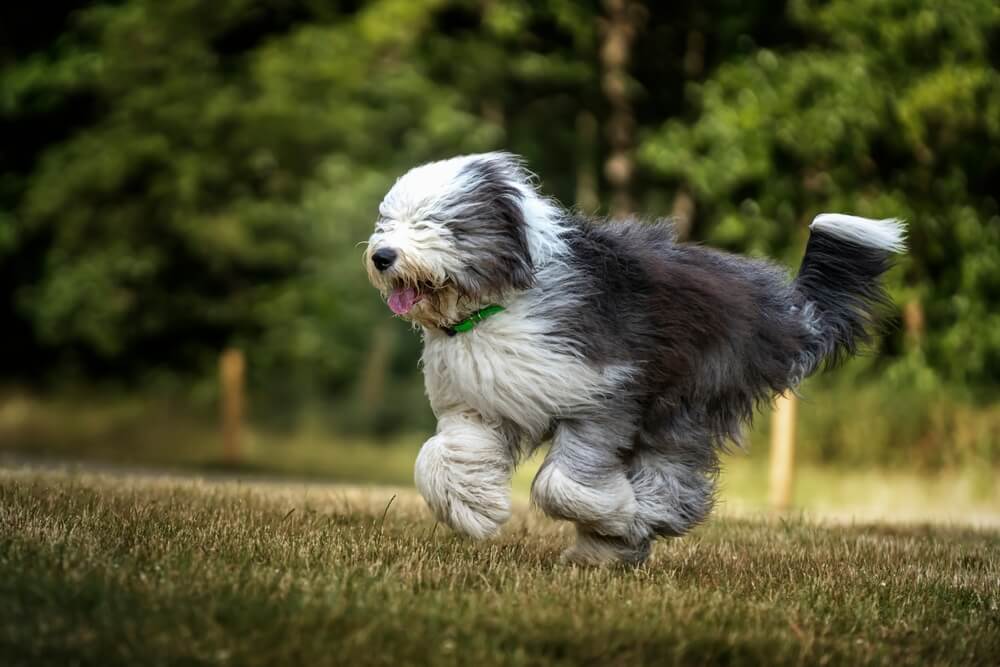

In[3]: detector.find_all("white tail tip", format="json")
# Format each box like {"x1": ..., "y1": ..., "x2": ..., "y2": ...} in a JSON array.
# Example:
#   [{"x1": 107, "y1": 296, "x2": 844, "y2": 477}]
[{"x1": 810, "y1": 213, "x2": 907, "y2": 253}]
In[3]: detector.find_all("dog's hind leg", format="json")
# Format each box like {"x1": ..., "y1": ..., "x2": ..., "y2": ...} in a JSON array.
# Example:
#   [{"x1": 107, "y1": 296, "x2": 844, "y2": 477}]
[
  {"x1": 627, "y1": 419, "x2": 719, "y2": 539},
  {"x1": 414, "y1": 411, "x2": 517, "y2": 539},
  {"x1": 531, "y1": 417, "x2": 651, "y2": 564}
]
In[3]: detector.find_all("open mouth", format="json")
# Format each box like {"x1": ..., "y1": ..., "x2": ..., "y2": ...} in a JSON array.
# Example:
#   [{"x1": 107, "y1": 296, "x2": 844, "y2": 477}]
[
  {"x1": 388, "y1": 287, "x2": 424, "y2": 315},
  {"x1": 387, "y1": 285, "x2": 425, "y2": 315},
  {"x1": 384, "y1": 275, "x2": 452, "y2": 317}
]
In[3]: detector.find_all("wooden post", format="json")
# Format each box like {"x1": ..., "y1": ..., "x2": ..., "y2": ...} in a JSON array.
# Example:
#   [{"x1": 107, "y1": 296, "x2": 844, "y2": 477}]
[
  {"x1": 769, "y1": 392, "x2": 797, "y2": 511},
  {"x1": 219, "y1": 347, "x2": 245, "y2": 464},
  {"x1": 903, "y1": 299, "x2": 925, "y2": 345}
]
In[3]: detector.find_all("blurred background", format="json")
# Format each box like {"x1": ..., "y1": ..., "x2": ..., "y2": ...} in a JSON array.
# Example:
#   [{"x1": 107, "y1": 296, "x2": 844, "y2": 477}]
[{"x1": 1, "y1": 0, "x2": 998, "y2": 520}]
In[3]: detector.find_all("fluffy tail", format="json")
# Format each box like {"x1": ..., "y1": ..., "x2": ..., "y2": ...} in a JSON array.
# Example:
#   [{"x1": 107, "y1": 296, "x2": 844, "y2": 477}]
[{"x1": 793, "y1": 213, "x2": 907, "y2": 376}]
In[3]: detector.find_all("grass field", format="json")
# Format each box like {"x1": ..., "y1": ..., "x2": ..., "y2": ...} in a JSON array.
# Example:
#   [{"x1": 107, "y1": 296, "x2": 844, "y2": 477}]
[
  {"x1": 4, "y1": 392, "x2": 999, "y2": 528},
  {"x1": 2, "y1": 467, "x2": 998, "y2": 666}
]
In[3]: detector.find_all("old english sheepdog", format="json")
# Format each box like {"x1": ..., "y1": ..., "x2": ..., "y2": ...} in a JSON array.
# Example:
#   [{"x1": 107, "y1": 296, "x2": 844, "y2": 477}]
[{"x1": 364, "y1": 152, "x2": 905, "y2": 564}]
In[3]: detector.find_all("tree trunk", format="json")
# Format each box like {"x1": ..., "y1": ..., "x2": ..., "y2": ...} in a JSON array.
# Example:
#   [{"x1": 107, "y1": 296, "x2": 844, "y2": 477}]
[
  {"x1": 601, "y1": 0, "x2": 644, "y2": 217},
  {"x1": 575, "y1": 111, "x2": 600, "y2": 213},
  {"x1": 671, "y1": 187, "x2": 696, "y2": 241},
  {"x1": 671, "y1": 29, "x2": 705, "y2": 240}
]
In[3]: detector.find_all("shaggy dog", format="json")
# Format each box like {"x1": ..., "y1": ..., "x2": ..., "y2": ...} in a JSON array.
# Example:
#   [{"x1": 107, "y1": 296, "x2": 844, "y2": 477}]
[{"x1": 364, "y1": 152, "x2": 905, "y2": 564}]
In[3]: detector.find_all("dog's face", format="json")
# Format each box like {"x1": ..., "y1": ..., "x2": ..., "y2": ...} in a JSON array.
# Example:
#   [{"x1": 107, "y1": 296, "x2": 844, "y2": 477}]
[{"x1": 365, "y1": 153, "x2": 536, "y2": 328}]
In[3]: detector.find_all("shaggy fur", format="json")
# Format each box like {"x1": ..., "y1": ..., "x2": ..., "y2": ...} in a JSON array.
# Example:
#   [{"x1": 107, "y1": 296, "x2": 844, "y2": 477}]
[{"x1": 365, "y1": 152, "x2": 906, "y2": 564}]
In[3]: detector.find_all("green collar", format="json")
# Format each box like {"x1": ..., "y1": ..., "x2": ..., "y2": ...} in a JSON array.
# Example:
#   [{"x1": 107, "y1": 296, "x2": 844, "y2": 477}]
[{"x1": 444, "y1": 304, "x2": 505, "y2": 336}]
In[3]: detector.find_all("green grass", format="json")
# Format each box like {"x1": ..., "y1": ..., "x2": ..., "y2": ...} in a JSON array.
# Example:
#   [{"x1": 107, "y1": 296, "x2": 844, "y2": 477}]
[{"x1": 2, "y1": 468, "x2": 999, "y2": 666}]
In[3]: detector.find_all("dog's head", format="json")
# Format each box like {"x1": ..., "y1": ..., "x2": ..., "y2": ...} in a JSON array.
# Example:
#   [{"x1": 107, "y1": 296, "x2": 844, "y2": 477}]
[{"x1": 365, "y1": 152, "x2": 548, "y2": 328}]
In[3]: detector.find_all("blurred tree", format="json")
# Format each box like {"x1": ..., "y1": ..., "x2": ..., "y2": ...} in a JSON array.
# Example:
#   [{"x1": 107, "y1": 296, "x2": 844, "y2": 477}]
[
  {"x1": 600, "y1": 0, "x2": 644, "y2": 215},
  {"x1": 0, "y1": 1, "x2": 103, "y2": 377},
  {"x1": 0, "y1": 0, "x2": 997, "y2": 440},
  {"x1": 640, "y1": 0, "x2": 1000, "y2": 387},
  {"x1": 3, "y1": 0, "x2": 340, "y2": 382},
  {"x1": 0, "y1": 0, "x2": 605, "y2": 427}
]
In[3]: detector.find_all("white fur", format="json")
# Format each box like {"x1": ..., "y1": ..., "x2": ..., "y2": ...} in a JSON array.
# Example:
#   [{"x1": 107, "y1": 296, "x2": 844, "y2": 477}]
[
  {"x1": 417, "y1": 170, "x2": 633, "y2": 440},
  {"x1": 372, "y1": 217, "x2": 463, "y2": 284},
  {"x1": 510, "y1": 178, "x2": 570, "y2": 266},
  {"x1": 413, "y1": 412, "x2": 513, "y2": 538},
  {"x1": 377, "y1": 153, "x2": 570, "y2": 271},
  {"x1": 810, "y1": 213, "x2": 907, "y2": 253},
  {"x1": 421, "y1": 277, "x2": 634, "y2": 441},
  {"x1": 379, "y1": 156, "x2": 476, "y2": 222},
  {"x1": 369, "y1": 163, "x2": 467, "y2": 289},
  {"x1": 405, "y1": 157, "x2": 634, "y2": 539}
]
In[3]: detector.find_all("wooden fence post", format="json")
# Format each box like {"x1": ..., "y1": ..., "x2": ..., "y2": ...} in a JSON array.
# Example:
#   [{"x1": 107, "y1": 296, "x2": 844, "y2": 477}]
[
  {"x1": 769, "y1": 392, "x2": 797, "y2": 511},
  {"x1": 219, "y1": 347, "x2": 245, "y2": 465}
]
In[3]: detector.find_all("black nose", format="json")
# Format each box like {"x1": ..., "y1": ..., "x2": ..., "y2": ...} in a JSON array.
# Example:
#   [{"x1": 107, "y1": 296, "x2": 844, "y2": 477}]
[{"x1": 371, "y1": 248, "x2": 397, "y2": 272}]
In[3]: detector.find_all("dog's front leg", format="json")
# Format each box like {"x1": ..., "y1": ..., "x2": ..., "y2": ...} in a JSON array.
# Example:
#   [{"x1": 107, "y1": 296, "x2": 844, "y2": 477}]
[{"x1": 414, "y1": 411, "x2": 514, "y2": 539}]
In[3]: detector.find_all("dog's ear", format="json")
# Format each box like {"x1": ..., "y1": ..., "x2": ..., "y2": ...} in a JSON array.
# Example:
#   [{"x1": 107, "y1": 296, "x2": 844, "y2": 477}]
[
  {"x1": 481, "y1": 168, "x2": 534, "y2": 289},
  {"x1": 448, "y1": 155, "x2": 535, "y2": 294}
]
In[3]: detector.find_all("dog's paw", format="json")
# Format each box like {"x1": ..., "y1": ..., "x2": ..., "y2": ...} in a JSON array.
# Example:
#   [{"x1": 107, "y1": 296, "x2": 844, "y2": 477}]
[
  {"x1": 561, "y1": 528, "x2": 651, "y2": 566},
  {"x1": 414, "y1": 432, "x2": 512, "y2": 539}
]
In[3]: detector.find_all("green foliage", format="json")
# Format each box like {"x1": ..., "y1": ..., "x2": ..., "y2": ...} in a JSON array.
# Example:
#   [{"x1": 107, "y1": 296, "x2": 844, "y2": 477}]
[
  {"x1": 0, "y1": 0, "x2": 998, "y2": 451},
  {"x1": 640, "y1": 0, "x2": 1000, "y2": 385},
  {"x1": 1, "y1": 0, "x2": 597, "y2": 399}
]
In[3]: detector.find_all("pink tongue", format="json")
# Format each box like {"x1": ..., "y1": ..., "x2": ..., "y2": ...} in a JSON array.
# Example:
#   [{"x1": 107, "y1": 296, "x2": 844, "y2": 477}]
[{"x1": 387, "y1": 287, "x2": 420, "y2": 315}]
